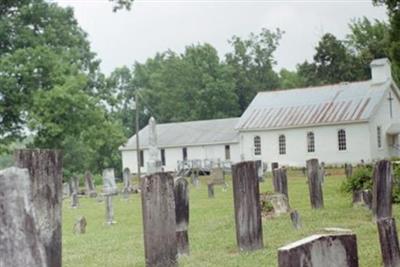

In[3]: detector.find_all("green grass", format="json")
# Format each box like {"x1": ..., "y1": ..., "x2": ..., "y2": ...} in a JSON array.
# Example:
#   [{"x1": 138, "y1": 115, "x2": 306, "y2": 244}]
[{"x1": 63, "y1": 173, "x2": 398, "y2": 267}]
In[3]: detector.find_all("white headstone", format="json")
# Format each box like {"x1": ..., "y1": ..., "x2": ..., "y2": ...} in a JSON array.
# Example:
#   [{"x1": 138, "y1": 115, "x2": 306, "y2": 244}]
[
  {"x1": 102, "y1": 168, "x2": 118, "y2": 195},
  {"x1": 147, "y1": 117, "x2": 162, "y2": 174}
]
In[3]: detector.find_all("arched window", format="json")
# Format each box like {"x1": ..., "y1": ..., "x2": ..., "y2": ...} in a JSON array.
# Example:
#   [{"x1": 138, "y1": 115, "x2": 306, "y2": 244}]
[
  {"x1": 338, "y1": 129, "x2": 347, "y2": 151},
  {"x1": 307, "y1": 132, "x2": 315, "y2": 153},
  {"x1": 279, "y1": 135, "x2": 286, "y2": 155},
  {"x1": 254, "y1": 136, "x2": 261, "y2": 155}
]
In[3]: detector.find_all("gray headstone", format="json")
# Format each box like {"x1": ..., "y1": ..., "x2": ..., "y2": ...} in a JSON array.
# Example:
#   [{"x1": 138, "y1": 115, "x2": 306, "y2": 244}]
[
  {"x1": 103, "y1": 168, "x2": 118, "y2": 195},
  {"x1": 147, "y1": 117, "x2": 162, "y2": 175}
]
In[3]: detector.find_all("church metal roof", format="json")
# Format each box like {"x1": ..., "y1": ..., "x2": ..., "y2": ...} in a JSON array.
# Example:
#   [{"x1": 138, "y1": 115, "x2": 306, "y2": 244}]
[
  {"x1": 236, "y1": 80, "x2": 389, "y2": 131},
  {"x1": 121, "y1": 117, "x2": 239, "y2": 150}
]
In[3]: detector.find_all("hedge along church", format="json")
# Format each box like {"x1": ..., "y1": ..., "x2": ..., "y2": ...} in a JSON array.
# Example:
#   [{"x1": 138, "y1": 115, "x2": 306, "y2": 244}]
[{"x1": 120, "y1": 58, "x2": 400, "y2": 173}]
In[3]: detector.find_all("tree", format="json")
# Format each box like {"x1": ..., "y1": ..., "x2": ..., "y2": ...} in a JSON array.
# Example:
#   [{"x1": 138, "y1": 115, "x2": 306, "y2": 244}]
[
  {"x1": 279, "y1": 69, "x2": 305, "y2": 89},
  {"x1": 297, "y1": 33, "x2": 366, "y2": 86},
  {"x1": 109, "y1": 0, "x2": 134, "y2": 12},
  {"x1": 0, "y1": 0, "x2": 100, "y2": 148},
  {"x1": 373, "y1": 0, "x2": 400, "y2": 83},
  {"x1": 226, "y1": 28, "x2": 282, "y2": 112}
]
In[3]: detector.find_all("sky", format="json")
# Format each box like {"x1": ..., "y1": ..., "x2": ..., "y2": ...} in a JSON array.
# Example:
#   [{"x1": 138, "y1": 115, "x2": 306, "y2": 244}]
[{"x1": 56, "y1": 0, "x2": 388, "y2": 75}]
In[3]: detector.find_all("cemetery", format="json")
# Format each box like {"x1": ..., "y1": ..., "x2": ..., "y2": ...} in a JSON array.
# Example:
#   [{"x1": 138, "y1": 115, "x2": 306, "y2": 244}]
[{"x1": 2, "y1": 1, "x2": 400, "y2": 267}]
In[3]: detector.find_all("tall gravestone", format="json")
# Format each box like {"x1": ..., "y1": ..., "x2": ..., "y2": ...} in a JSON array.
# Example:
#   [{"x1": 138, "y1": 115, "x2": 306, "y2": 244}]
[
  {"x1": 71, "y1": 175, "x2": 79, "y2": 208},
  {"x1": 377, "y1": 217, "x2": 400, "y2": 267},
  {"x1": 85, "y1": 171, "x2": 97, "y2": 198},
  {"x1": 345, "y1": 163, "x2": 353, "y2": 179},
  {"x1": 307, "y1": 159, "x2": 324, "y2": 209},
  {"x1": 372, "y1": 160, "x2": 392, "y2": 221},
  {"x1": 103, "y1": 168, "x2": 117, "y2": 225},
  {"x1": 14, "y1": 149, "x2": 63, "y2": 267},
  {"x1": 272, "y1": 167, "x2": 289, "y2": 201},
  {"x1": 0, "y1": 167, "x2": 47, "y2": 266},
  {"x1": 141, "y1": 172, "x2": 177, "y2": 267},
  {"x1": 174, "y1": 178, "x2": 190, "y2": 256},
  {"x1": 278, "y1": 233, "x2": 359, "y2": 267},
  {"x1": 122, "y1": 168, "x2": 133, "y2": 196},
  {"x1": 232, "y1": 161, "x2": 263, "y2": 251},
  {"x1": 147, "y1": 117, "x2": 162, "y2": 175}
]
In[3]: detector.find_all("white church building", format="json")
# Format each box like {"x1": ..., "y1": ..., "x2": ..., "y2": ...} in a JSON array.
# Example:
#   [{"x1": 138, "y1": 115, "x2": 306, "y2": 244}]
[{"x1": 120, "y1": 58, "x2": 400, "y2": 173}]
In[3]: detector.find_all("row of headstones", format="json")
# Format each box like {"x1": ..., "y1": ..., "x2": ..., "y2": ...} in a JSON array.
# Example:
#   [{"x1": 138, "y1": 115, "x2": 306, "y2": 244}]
[{"x1": 1, "y1": 150, "x2": 398, "y2": 267}]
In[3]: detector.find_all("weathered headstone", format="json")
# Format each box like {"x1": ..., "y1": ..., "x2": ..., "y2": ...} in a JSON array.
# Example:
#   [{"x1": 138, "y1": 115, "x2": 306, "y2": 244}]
[
  {"x1": 372, "y1": 160, "x2": 392, "y2": 221},
  {"x1": 232, "y1": 161, "x2": 263, "y2": 251},
  {"x1": 307, "y1": 158, "x2": 324, "y2": 209},
  {"x1": 14, "y1": 149, "x2": 63, "y2": 267},
  {"x1": 63, "y1": 182, "x2": 71, "y2": 198},
  {"x1": 363, "y1": 190, "x2": 373, "y2": 210},
  {"x1": 208, "y1": 183, "x2": 214, "y2": 198},
  {"x1": 105, "y1": 195, "x2": 116, "y2": 225},
  {"x1": 71, "y1": 175, "x2": 79, "y2": 208},
  {"x1": 103, "y1": 168, "x2": 118, "y2": 195},
  {"x1": 141, "y1": 172, "x2": 177, "y2": 267},
  {"x1": 174, "y1": 178, "x2": 189, "y2": 256},
  {"x1": 319, "y1": 161, "x2": 326, "y2": 184},
  {"x1": 147, "y1": 117, "x2": 162, "y2": 174},
  {"x1": 73, "y1": 216, "x2": 87, "y2": 234},
  {"x1": 0, "y1": 167, "x2": 47, "y2": 266},
  {"x1": 271, "y1": 162, "x2": 279, "y2": 171},
  {"x1": 377, "y1": 217, "x2": 400, "y2": 267},
  {"x1": 272, "y1": 167, "x2": 289, "y2": 201},
  {"x1": 256, "y1": 160, "x2": 264, "y2": 182},
  {"x1": 191, "y1": 168, "x2": 200, "y2": 187},
  {"x1": 278, "y1": 233, "x2": 359, "y2": 267},
  {"x1": 290, "y1": 210, "x2": 302, "y2": 229},
  {"x1": 210, "y1": 167, "x2": 227, "y2": 189},
  {"x1": 345, "y1": 163, "x2": 353, "y2": 179},
  {"x1": 260, "y1": 193, "x2": 290, "y2": 217},
  {"x1": 85, "y1": 171, "x2": 97, "y2": 198},
  {"x1": 353, "y1": 189, "x2": 372, "y2": 209},
  {"x1": 122, "y1": 168, "x2": 134, "y2": 197}
]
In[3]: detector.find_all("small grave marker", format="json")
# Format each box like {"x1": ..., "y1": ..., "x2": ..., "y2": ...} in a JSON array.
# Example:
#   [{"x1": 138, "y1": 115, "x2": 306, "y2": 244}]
[{"x1": 174, "y1": 178, "x2": 190, "y2": 256}]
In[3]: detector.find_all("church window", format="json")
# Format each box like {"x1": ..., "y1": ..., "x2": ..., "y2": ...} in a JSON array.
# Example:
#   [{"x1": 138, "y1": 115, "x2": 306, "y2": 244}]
[
  {"x1": 307, "y1": 132, "x2": 315, "y2": 153},
  {"x1": 338, "y1": 129, "x2": 347, "y2": 151},
  {"x1": 161, "y1": 149, "x2": 166, "y2": 165},
  {"x1": 182, "y1": 147, "x2": 188, "y2": 161},
  {"x1": 377, "y1": 126, "x2": 382, "y2": 148},
  {"x1": 225, "y1": 145, "x2": 231, "y2": 160},
  {"x1": 279, "y1": 135, "x2": 286, "y2": 155},
  {"x1": 139, "y1": 150, "x2": 144, "y2": 167},
  {"x1": 254, "y1": 136, "x2": 261, "y2": 155}
]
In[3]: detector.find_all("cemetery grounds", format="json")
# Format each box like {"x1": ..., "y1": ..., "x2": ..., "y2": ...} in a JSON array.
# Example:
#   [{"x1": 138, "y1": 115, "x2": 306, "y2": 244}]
[{"x1": 63, "y1": 169, "x2": 395, "y2": 267}]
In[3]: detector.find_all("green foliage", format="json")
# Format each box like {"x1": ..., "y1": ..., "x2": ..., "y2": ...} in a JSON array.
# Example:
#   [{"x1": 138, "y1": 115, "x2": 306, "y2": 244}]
[
  {"x1": 341, "y1": 166, "x2": 373, "y2": 193},
  {"x1": 109, "y1": 0, "x2": 134, "y2": 12},
  {"x1": 392, "y1": 162, "x2": 400, "y2": 203}
]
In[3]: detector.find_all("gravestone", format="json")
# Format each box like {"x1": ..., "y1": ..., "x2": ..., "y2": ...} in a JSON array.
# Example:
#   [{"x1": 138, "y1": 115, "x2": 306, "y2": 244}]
[
  {"x1": 210, "y1": 167, "x2": 227, "y2": 189},
  {"x1": 147, "y1": 117, "x2": 162, "y2": 174},
  {"x1": 71, "y1": 175, "x2": 79, "y2": 208},
  {"x1": 319, "y1": 161, "x2": 326, "y2": 184},
  {"x1": 272, "y1": 167, "x2": 289, "y2": 201},
  {"x1": 377, "y1": 217, "x2": 400, "y2": 267},
  {"x1": 63, "y1": 182, "x2": 71, "y2": 198},
  {"x1": 103, "y1": 168, "x2": 118, "y2": 195},
  {"x1": 278, "y1": 233, "x2": 359, "y2": 267},
  {"x1": 141, "y1": 172, "x2": 177, "y2": 267},
  {"x1": 290, "y1": 210, "x2": 302, "y2": 229},
  {"x1": 105, "y1": 195, "x2": 116, "y2": 225},
  {"x1": 191, "y1": 168, "x2": 200, "y2": 187},
  {"x1": 0, "y1": 167, "x2": 47, "y2": 266},
  {"x1": 174, "y1": 178, "x2": 190, "y2": 256},
  {"x1": 232, "y1": 161, "x2": 263, "y2": 251},
  {"x1": 372, "y1": 160, "x2": 392, "y2": 221},
  {"x1": 122, "y1": 168, "x2": 134, "y2": 196},
  {"x1": 307, "y1": 158, "x2": 324, "y2": 209},
  {"x1": 345, "y1": 163, "x2": 353, "y2": 179},
  {"x1": 271, "y1": 162, "x2": 279, "y2": 171},
  {"x1": 14, "y1": 149, "x2": 63, "y2": 267},
  {"x1": 85, "y1": 171, "x2": 97, "y2": 198},
  {"x1": 260, "y1": 193, "x2": 290, "y2": 217},
  {"x1": 73, "y1": 216, "x2": 87, "y2": 234},
  {"x1": 208, "y1": 183, "x2": 214, "y2": 198}
]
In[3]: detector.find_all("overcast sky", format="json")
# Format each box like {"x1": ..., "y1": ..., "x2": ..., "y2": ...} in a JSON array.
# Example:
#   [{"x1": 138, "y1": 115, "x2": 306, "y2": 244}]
[{"x1": 56, "y1": 0, "x2": 388, "y2": 74}]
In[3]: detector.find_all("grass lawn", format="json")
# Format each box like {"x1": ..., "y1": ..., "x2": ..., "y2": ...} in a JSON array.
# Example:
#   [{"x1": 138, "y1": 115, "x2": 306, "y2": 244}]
[{"x1": 63, "y1": 170, "x2": 398, "y2": 266}]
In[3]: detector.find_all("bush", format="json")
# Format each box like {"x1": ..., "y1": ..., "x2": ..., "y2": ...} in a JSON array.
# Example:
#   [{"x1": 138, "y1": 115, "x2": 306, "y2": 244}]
[
  {"x1": 392, "y1": 163, "x2": 400, "y2": 203},
  {"x1": 341, "y1": 166, "x2": 373, "y2": 193}
]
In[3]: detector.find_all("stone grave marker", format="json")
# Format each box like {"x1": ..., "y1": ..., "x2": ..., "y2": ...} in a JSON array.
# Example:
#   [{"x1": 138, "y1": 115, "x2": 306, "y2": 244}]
[
  {"x1": 141, "y1": 172, "x2": 177, "y2": 267},
  {"x1": 71, "y1": 175, "x2": 79, "y2": 208},
  {"x1": 232, "y1": 161, "x2": 263, "y2": 251},
  {"x1": 122, "y1": 168, "x2": 134, "y2": 197},
  {"x1": 290, "y1": 210, "x2": 302, "y2": 229},
  {"x1": 73, "y1": 216, "x2": 87, "y2": 234},
  {"x1": 372, "y1": 160, "x2": 392, "y2": 221},
  {"x1": 377, "y1": 217, "x2": 400, "y2": 267},
  {"x1": 85, "y1": 171, "x2": 97, "y2": 198},
  {"x1": 208, "y1": 183, "x2": 214, "y2": 198},
  {"x1": 210, "y1": 167, "x2": 227, "y2": 189},
  {"x1": 14, "y1": 149, "x2": 63, "y2": 267},
  {"x1": 174, "y1": 178, "x2": 190, "y2": 256},
  {"x1": 272, "y1": 167, "x2": 289, "y2": 201},
  {"x1": 345, "y1": 163, "x2": 353, "y2": 179},
  {"x1": 307, "y1": 158, "x2": 324, "y2": 209},
  {"x1": 278, "y1": 232, "x2": 359, "y2": 267},
  {"x1": 103, "y1": 168, "x2": 117, "y2": 225},
  {"x1": 0, "y1": 167, "x2": 47, "y2": 266}
]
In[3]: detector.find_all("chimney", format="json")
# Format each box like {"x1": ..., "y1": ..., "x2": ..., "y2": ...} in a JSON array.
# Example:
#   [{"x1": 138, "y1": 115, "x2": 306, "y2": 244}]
[{"x1": 370, "y1": 58, "x2": 392, "y2": 84}]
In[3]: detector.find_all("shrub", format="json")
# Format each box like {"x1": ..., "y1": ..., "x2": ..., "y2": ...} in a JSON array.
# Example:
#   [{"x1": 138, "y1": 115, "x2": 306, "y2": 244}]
[
  {"x1": 341, "y1": 166, "x2": 373, "y2": 193},
  {"x1": 392, "y1": 163, "x2": 400, "y2": 203}
]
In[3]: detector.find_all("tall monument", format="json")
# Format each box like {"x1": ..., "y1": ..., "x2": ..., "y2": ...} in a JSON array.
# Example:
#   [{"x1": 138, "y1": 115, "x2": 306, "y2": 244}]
[{"x1": 147, "y1": 117, "x2": 162, "y2": 174}]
